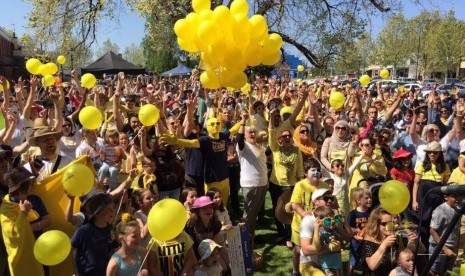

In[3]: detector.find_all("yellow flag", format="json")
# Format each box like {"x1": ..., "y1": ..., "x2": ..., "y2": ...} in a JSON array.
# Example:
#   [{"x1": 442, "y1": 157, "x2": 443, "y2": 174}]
[{"x1": 34, "y1": 155, "x2": 95, "y2": 276}]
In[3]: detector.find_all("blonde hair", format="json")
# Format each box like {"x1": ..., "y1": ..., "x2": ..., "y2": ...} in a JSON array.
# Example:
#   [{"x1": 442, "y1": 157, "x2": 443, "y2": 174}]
[
  {"x1": 365, "y1": 206, "x2": 391, "y2": 241},
  {"x1": 350, "y1": 187, "x2": 371, "y2": 209}
]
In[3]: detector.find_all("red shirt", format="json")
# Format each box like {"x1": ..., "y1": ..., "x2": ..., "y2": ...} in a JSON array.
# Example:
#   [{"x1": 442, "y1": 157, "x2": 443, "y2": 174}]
[{"x1": 390, "y1": 167, "x2": 415, "y2": 190}]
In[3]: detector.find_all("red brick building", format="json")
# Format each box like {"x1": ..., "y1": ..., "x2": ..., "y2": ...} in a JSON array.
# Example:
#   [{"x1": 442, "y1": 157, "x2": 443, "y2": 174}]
[{"x1": 0, "y1": 27, "x2": 25, "y2": 80}]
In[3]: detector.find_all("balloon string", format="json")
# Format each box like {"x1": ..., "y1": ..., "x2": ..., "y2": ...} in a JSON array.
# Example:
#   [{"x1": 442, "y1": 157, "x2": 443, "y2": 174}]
[
  {"x1": 137, "y1": 239, "x2": 154, "y2": 275},
  {"x1": 113, "y1": 189, "x2": 126, "y2": 225}
]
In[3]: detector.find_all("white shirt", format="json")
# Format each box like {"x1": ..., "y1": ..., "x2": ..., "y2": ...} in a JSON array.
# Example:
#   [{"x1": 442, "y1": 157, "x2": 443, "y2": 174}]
[
  {"x1": 299, "y1": 215, "x2": 319, "y2": 264},
  {"x1": 236, "y1": 141, "x2": 267, "y2": 187}
]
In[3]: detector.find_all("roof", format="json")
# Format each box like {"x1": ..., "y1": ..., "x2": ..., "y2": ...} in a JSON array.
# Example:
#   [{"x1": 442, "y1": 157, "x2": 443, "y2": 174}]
[
  {"x1": 160, "y1": 64, "x2": 192, "y2": 77},
  {"x1": 81, "y1": 51, "x2": 145, "y2": 77}
]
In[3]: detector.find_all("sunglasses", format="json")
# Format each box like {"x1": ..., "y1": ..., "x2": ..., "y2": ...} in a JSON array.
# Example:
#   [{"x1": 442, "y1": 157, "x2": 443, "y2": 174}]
[
  {"x1": 427, "y1": 151, "x2": 440, "y2": 155},
  {"x1": 335, "y1": 126, "x2": 346, "y2": 131},
  {"x1": 281, "y1": 134, "x2": 291, "y2": 139},
  {"x1": 62, "y1": 124, "x2": 72, "y2": 128},
  {"x1": 300, "y1": 129, "x2": 309, "y2": 134},
  {"x1": 322, "y1": 214, "x2": 344, "y2": 227},
  {"x1": 429, "y1": 129, "x2": 439, "y2": 133},
  {"x1": 209, "y1": 122, "x2": 221, "y2": 126},
  {"x1": 334, "y1": 163, "x2": 344, "y2": 168}
]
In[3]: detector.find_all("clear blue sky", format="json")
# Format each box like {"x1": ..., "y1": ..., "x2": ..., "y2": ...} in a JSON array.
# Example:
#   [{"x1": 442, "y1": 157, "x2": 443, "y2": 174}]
[{"x1": 1, "y1": 0, "x2": 464, "y2": 56}]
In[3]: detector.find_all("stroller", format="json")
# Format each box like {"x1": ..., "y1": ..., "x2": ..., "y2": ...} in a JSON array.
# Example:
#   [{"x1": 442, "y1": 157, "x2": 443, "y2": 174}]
[{"x1": 356, "y1": 175, "x2": 386, "y2": 209}]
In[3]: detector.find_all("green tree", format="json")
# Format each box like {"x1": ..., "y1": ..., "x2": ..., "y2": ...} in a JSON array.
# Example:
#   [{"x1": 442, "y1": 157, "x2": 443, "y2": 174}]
[
  {"x1": 95, "y1": 39, "x2": 121, "y2": 58},
  {"x1": 124, "y1": 43, "x2": 146, "y2": 68}
]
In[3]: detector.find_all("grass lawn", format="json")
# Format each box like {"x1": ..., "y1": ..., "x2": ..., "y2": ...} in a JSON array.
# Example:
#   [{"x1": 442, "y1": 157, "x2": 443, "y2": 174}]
[{"x1": 231, "y1": 191, "x2": 349, "y2": 276}]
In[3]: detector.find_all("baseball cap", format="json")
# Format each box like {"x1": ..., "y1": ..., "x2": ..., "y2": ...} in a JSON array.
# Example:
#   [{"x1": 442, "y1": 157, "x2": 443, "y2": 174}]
[
  {"x1": 311, "y1": 189, "x2": 331, "y2": 202},
  {"x1": 198, "y1": 239, "x2": 222, "y2": 262}
]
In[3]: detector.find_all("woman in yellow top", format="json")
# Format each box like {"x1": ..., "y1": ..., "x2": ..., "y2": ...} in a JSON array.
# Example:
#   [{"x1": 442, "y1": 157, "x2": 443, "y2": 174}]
[
  {"x1": 348, "y1": 137, "x2": 388, "y2": 201},
  {"x1": 268, "y1": 108, "x2": 304, "y2": 243},
  {"x1": 412, "y1": 141, "x2": 450, "y2": 247},
  {"x1": 320, "y1": 120, "x2": 357, "y2": 171}
]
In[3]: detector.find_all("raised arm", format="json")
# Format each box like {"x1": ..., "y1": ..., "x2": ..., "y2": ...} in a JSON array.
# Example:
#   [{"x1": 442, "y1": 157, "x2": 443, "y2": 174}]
[
  {"x1": 288, "y1": 87, "x2": 308, "y2": 127},
  {"x1": 22, "y1": 76, "x2": 39, "y2": 120}
]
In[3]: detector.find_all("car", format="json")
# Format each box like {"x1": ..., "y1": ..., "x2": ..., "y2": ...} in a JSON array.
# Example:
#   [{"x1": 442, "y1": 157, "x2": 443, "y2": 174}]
[
  {"x1": 367, "y1": 80, "x2": 398, "y2": 90},
  {"x1": 444, "y1": 78, "x2": 463, "y2": 84},
  {"x1": 422, "y1": 79, "x2": 436, "y2": 89},
  {"x1": 398, "y1": 77, "x2": 418, "y2": 83},
  {"x1": 403, "y1": 83, "x2": 423, "y2": 91},
  {"x1": 436, "y1": 83, "x2": 465, "y2": 94}
]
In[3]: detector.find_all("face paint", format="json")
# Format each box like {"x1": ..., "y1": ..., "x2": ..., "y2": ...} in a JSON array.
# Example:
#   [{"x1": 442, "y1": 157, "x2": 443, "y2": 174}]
[
  {"x1": 307, "y1": 167, "x2": 321, "y2": 180},
  {"x1": 206, "y1": 118, "x2": 221, "y2": 139}
]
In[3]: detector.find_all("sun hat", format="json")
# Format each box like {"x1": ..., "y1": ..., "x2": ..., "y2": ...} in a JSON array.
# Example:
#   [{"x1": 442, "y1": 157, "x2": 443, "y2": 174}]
[
  {"x1": 81, "y1": 192, "x2": 114, "y2": 220},
  {"x1": 393, "y1": 149, "x2": 413, "y2": 159},
  {"x1": 6, "y1": 167, "x2": 36, "y2": 194},
  {"x1": 198, "y1": 239, "x2": 222, "y2": 262},
  {"x1": 275, "y1": 190, "x2": 293, "y2": 225},
  {"x1": 424, "y1": 141, "x2": 442, "y2": 152},
  {"x1": 311, "y1": 188, "x2": 331, "y2": 202},
  {"x1": 28, "y1": 118, "x2": 62, "y2": 147},
  {"x1": 192, "y1": 196, "x2": 214, "y2": 209},
  {"x1": 280, "y1": 106, "x2": 294, "y2": 117}
]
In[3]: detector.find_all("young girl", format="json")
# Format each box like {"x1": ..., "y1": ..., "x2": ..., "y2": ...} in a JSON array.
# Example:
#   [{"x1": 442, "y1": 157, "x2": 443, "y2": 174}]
[
  {"x1": 98, "y1": 129, "x2": 127, "y2": 191},
  {"x1": 106, "y1": 213, "x2": 149, "y2": 276},
  {"x1": 206, "y1": 188, "x2": 233, "y2": 232},
  {"x1": 194, "y1": 239, "x2": 223, "y2": 276},
  {"x1": 186, "y1": 196, "x2": 230, "y2": 274},
  {"x1": 181, "y1": 187, "x2": 198, "y2": 211},
  {"x1": 132, "y1": 189, "x2": 157, "y2": 247}
]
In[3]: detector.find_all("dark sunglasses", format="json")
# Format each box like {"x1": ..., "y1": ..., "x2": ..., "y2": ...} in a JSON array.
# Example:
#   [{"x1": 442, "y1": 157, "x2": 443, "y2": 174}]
[
  {"x1": 300, "y1": 129, "x2": 309, "y2": 134},
  {"x1": 281, "y1": 134, "x2": 291, "y2": 139},
  {"x1": 209, "y1": 122, "x2": 221, "y2": 126},
  {"x1": 334, "y1": 163, "x2": 344, "y2": 168},
  {"x1": 335, "y1": 126, "x2": 346, "y2": 131},
  {"x1": 62, "y1": 124, "x2": 72, "y2": 128}
]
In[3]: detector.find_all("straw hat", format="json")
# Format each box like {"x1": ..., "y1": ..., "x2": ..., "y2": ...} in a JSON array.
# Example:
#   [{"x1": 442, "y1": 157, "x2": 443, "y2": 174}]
[
  {"x1": 28, "y1": 118, "x2": 62, "y2": 147},
  {"x1": 424, "y1": 141, "x2": 442, "y2": 152},
  {"x1": 275, "y1": 190, "x2": 293, "y2": 225}
]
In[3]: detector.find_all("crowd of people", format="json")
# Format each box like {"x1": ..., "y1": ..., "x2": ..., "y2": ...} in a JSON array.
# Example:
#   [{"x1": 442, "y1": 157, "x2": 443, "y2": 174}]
[{"x1": 0, "y1": 70, "x2": 464, "y2": 276}]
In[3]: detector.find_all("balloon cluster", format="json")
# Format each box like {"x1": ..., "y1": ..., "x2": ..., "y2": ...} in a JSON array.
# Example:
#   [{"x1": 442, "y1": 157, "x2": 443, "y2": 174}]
[
  {"x1": 174, "y1": 0, "x2": 283, "y2": 89},
  {"x1": 25, "y1": 56, "x2": 67, "y2": 87}
]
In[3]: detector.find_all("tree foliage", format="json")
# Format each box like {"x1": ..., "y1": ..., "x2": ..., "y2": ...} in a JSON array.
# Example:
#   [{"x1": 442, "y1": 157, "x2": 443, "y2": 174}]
[
  {"x1": 95, "y1": 39, "x2": 121, "y2": 58},
  {"x1": 124, "y1": 43, "x2": 146, "y2": 68}
]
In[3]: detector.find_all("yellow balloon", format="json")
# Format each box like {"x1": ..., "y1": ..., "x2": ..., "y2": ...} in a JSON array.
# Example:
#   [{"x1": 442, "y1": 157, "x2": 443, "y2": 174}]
[
  {"x1": 26, "y1": 58, "x2": 42, "y2": 75},
  {"x1": 224, "y1": 46, "x2": 246, "y2": 71},
  {"x1": 359, "y1": 74, "x2": 371, "y2": 87},
  {"x1": 263, "y1": 33, "x2": 283, "y2": 55},
  {"x1": 212, "y1": 6, "x2": 232, "y2": 29},
  {"x1": 79, "y1": 106, "x2": 102, "y2": 130},
  {"x1": 230, "y1": 0, "x2": 249, "y2": 16},
  {"x1": 41, "y1": 75, "x2": 55, "y2": 87},
  {"x1": 47, "y1": 63, "x2": 58, "y2": 75},
  {"x1": 329, "y1": 92, "x2": 345, "y2": 109},
  {"x1": 178, "y1": 38, "x2": 199, "y2": 53},
  {"x1": 380, "y1": 69, "x2": 389, "y2": 79},
  {"x1": 174, "y1": 19, "x2": 194, "y2": 41},
  {"x1": 147, "y1": 199, "x2": 187, "y2": 241},
  {"x1": 62, "y1": 163, "x2": 94, "y2": 197},
  {"x1": 197, "y1": 20, "x2": 219, "y2": 45},
  {"x1": 57, "y1": 55, "x2": 66, "y2": 65},
  {"x1": 249, "y1": 15, "x2": 268, "y2": 38},
  {"x1": 34, "y1": 230, "x2": 71, "y2": 266},
  {"x1": 243, "y1": 42, "x2": 263, "y2": 67},
  {"x1": 192, "y1": 0, "x2": 211, "y2": 13},
  {"x1": 38, "y1": 64, "x2": 47, "y2": 76},
  {"x1": 379, "y1": 180, "x2": 410, "y2": 215},
  {"x1": 232, "y1": 14, "x2": 251, "y2": 48},
  {"x1": 241, "y1": 83, "x2": 251, "y2": 94},
  {"x1": 81, "y1": 73, "x2": 97, "y2": 89},
  {"x1": 198, "y1": 9, "x2": 213, "y2": 22},
  {"x1": 298, "y1": 65, "x2": 305, "y2": 72},
  {"x1": 138, "y1": 104, "x2": 160, "y2": 126},
  {"x1": 262, "y1": 51, "x2": 281, "y2": 66},
  {"x1": 229, "y1": 71, "x2": 248, "y2": 89},
  {"x1": 200, "y1": 70, "x2": 221, "y2": 89},
  {"x1": 185, "y1": 12, "x2": 200, "y2": 35}
]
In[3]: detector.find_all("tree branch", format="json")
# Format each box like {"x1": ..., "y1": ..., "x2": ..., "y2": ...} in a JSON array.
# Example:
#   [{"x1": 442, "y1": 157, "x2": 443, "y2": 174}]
[{"x1": 271, "y1": 30, "x2": 323, "y2": 68}]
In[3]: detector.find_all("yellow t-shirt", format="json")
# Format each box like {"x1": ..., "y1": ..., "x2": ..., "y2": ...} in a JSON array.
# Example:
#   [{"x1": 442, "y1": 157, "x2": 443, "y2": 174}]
[
  {"x1": 148, "y1": 231, "x2": 194, "y2": 275},
  {"x1": 415, "y1": 161, "x2": 450, "y2": 182},
  {"x1": 290, "y1": 179, "x2": 328, "y2": 232}
]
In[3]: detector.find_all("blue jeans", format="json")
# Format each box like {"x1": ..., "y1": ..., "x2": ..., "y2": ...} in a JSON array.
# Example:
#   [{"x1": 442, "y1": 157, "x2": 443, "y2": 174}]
[
  {"x1": 97, "y1": 162, "x2": 118, "y2": 190},
  {"x1": 429, "y1": 244, "x2": 456, "y2": 275},
  {"x1": 158, "y1": 188, "x2": 181, "y2": 200}
]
